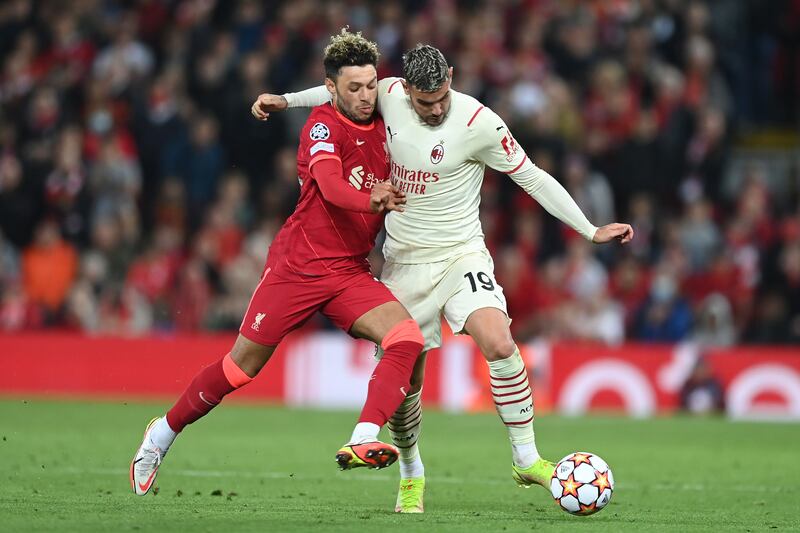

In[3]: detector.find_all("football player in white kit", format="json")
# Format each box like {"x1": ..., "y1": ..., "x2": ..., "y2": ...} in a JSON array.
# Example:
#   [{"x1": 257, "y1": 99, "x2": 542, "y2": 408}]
[{"x1": 252, "y1": 44, "x2": 633, "y2": 513}]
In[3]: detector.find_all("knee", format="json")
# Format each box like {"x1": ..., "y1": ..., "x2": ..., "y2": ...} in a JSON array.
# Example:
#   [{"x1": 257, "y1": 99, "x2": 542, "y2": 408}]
[
  {"x1": 230, "y1": 336, "x2": 274, "y2": 378},
  {"x1": 382, "y1": 318, "x2": 424, "y2": 352},
  {"x1": 481, "y1": 336, "x2": 516, "y2": 362}
]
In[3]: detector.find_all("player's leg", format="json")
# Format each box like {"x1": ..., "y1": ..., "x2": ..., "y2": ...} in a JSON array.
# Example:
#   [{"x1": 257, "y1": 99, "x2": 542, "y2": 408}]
[
  {"x1": 131, "y1": 267, "x2": 316, "y2": 495},
  {"x1": 130, "y1": 335, "x2": 275, "y2": 495},
  {"x1": 322, "y1": 275, "x2": 424, "y2": 470},
  {"x1": 462, "y1": 308, "x2": 554, "y2": 487},
  {"x1": 387, "y1": 350, "x2": 427, "y2": 512},
  {"x1": 348, "y1": 300, "x2": 423, "y2": 439},
  {"x1": 443, "y1": 251, "x2": 555, "y2": 491},
  {"x1": 379, "y1": 260, "x2": 443, "y2": 512}
]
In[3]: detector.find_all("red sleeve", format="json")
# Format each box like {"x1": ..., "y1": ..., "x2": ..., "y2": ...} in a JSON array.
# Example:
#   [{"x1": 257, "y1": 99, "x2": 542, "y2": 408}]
[{"x1": 310, "y1": 158, "x2": 372, "y2": 213}]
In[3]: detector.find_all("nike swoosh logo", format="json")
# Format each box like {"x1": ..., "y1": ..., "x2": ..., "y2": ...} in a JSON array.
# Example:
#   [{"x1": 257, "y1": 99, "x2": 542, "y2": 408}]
[
  {"x1": 400, "y1": 386, "x2": 407, "y2": 395},
  {"x1": 137, "y1": 467, "x2": 158, "y2": 493},
  {"x1": 356, "y1": 139, "x2": 365, "y2": 146},
  {"x1": 199, "y1": 391, "x2": 215, "y2": 406}
]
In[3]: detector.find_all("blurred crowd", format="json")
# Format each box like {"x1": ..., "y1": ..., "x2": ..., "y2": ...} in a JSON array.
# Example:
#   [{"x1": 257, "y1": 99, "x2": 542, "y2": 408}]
[{"x1": 0, "y1": 0, "x2": 799, "y2": 345}]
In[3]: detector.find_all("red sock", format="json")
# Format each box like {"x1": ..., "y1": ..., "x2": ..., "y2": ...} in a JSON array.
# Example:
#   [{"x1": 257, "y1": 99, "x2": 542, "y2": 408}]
[
  {"x1": 166, "y1": 353, "x2": 252, "y2": 432},
  {"x1": 358, "y1": 319, "x2": 423, "y2": 426}
]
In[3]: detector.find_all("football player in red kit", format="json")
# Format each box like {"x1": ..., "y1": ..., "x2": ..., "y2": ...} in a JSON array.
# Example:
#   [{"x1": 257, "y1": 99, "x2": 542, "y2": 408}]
[{"x1": 130, "y1": 29, "x2": 423, "y2": 496}]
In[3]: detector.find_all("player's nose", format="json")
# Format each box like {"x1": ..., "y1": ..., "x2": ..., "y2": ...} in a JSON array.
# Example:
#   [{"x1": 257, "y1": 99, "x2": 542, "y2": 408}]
[{"x1": 358, "y1": 88, "x2": 373, "y2": 103}]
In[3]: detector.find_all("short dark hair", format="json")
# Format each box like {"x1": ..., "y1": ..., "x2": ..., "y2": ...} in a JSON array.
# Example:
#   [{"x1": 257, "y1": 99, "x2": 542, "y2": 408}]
[
  {"x1": 402, "y1": 44, "x2": 449, "y2": 92},
  {"x1": 323, "y1": 28, "x2": 380, "y2": 81}
]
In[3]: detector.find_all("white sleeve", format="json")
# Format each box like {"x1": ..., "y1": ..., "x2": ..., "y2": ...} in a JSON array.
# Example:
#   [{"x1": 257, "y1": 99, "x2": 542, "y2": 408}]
[
  {"x1": 374, "y1": 77, "x2": 402, "y2": 111},
  {"x1": 283, "y1": 86, "x2": 331, "y2": 108},
  {"x1": 508, "y1": 158, "x2": 599, "y2": 241},
  {"x1": 378, "y1": 77, "x2": 400, "y2": 97},
  {"x1": 471, "y1": 106, "x2": 597, "y2": 241}
]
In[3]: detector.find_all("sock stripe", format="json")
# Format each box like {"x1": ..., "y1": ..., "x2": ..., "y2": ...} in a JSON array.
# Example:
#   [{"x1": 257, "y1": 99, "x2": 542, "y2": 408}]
[
  {"x1": 489, "y1": 367, "x2": 526, "y2": 382},
  {"x1": 491, "y1": 382, "x2": 530, "y2": 398},
  {"x1": 390, "y1": 403, "x2": 421, "y2": 422},
  {"x1": 393, "y1": 399, "x2": 421, "y2": 416},
  {"x1": 388, "y1": 409, "x2": 422, "y2": 430},
  {"x1": 494, "y1": 391, "x2": 532, "y2": 407},
  {"x1": 222, "y1": 353, "x2": 253, "y2": 388},
  {"x1": 504, "y1": 415, "x2": 534, "y2": 426},
  {"x1": 490, "y1": 376, "x2": 529, "y2": 390},
  {"x1": 396, "y1": 441, "x2": 419, "y2": 449},
  {"x1": 388, "y1": 418, "x2": 421, "y2": 434}
]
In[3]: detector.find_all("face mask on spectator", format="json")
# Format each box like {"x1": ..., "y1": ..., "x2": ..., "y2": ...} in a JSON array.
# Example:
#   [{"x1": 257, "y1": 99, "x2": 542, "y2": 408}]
[
  {"x1": 88, "y1": 110, "x2": 112, "y2": 135},
  {"x1": 651, "y1": 274, "x2": 676, "y2": 303}
]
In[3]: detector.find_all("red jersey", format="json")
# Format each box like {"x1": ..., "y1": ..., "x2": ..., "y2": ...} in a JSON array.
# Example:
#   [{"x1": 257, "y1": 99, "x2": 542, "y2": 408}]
[{"x1": 269, "y1": 103, "x2": 389, "y2": 276}]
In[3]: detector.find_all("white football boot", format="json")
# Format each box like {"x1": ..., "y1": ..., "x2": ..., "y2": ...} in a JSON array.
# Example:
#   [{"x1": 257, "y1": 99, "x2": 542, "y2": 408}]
[{"x1": 129, "y1": 417, "x2": 166, "y2": 495}]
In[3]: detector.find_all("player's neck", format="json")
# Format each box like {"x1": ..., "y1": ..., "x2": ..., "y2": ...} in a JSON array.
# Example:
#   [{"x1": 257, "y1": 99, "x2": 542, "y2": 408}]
[{"x1": 332, "y1": 103, "x2": 375, "y2": 131}]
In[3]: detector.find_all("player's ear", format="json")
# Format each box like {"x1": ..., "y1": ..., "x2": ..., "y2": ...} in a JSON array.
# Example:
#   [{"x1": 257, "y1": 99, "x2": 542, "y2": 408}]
[
  {"x1": 447, "y1": 66, "x2": 454, "y2": 83},
  {"x1": 401, "y1": 79, "x2": 409, "y2": 95},
  {"x1": 324, "y1": 77, "x2": 337, "y2": 98}
]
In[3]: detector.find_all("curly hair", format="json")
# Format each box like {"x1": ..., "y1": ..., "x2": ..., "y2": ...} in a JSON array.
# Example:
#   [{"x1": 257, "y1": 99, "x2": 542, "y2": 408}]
[
  {"x1": 323, "y1": 28, "x2": 380, "y2": 80},
  {"x1": 402, "y1": 44, "x2": 450, "y2": 92}
]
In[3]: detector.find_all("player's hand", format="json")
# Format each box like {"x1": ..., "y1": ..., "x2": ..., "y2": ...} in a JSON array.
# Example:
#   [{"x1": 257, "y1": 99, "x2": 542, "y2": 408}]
[
  {"x1": 251, "y1": 93, "x2": 287, "y2": 121},
  {"x1": 369, "y1": 182, "x2": 406, "y2": 214},
  {"x1": 592, "y1": 223, "x2": 634, "y2": 244}
]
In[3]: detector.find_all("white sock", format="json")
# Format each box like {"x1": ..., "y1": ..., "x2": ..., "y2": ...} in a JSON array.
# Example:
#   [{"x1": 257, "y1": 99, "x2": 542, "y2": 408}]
[
  {"x1": 349, "y1": 422, "x2": 380, "y2": 444},
  {"x1": 388, "y1": 390, "x2": 425, "y2": 479},
  {"x1": 512, "y1": 443, "x2": 539, "y2": 469},
  {"x1": 488, "y1": 347, "x2": 540, "y2": 469},
  {"x1": 399, "y1": 454, "x2": 425, "y2": 479},
  {"x1": 148, "y1": 416, "x2": 177, "y2": 452}
]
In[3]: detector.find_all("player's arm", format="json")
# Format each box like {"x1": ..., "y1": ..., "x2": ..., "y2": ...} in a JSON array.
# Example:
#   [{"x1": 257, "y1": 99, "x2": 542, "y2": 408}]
[
  {"x1": 472, "y1": 109, "x2": 633, "y2": 244},
  {"x1": 251, "y1": 87, "x2": 331, "y2": 120},
  {"x1": 311, "y1": 157, "x2": 405, "y2": 214},
  {"x1": 251, "y1": 78, "x2": 401, "y2": 120}
]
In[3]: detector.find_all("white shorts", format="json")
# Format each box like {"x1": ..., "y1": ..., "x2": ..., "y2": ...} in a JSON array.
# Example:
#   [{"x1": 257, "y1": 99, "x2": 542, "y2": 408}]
[{"x1": 381, "y1": 249, "x2": 509, "y2": 352}]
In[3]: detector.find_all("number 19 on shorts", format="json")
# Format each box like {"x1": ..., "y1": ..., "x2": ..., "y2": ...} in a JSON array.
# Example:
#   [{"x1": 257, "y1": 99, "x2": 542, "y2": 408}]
[{"x1": 464, "y1": 271, "x2": 495, "y2": 292}]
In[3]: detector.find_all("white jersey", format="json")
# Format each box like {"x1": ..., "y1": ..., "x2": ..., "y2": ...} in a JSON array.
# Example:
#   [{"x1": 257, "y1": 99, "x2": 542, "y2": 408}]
[
  {"x1": 377, "y1": 77, "x2": 526, "y2": 264},
  {"x1": 283, "y1": 80, "x2": 597, "y2": 266}
]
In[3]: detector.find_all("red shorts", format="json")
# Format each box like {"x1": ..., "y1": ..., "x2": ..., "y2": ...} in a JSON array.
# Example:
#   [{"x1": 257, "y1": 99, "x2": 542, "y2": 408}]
[{"x1": 239, "y1": 266, "x2": 397, "y2": 346}]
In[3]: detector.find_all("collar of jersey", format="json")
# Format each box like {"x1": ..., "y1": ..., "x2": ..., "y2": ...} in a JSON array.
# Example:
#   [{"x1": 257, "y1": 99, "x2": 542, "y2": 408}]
[{"x1": 332, "y1": 104, "x2": 376, "y2": 131}]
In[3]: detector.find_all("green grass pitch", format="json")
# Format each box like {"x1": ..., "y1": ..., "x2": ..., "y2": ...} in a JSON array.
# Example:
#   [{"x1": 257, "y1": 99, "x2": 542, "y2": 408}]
[{"x1": 1, "y1": 398, "x2": 798, "y2": 532}]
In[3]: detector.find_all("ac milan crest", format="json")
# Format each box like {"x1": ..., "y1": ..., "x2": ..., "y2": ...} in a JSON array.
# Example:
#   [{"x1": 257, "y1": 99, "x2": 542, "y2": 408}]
[{"x1": 430, "y1": 144, "x2": 444, "y2": 164}]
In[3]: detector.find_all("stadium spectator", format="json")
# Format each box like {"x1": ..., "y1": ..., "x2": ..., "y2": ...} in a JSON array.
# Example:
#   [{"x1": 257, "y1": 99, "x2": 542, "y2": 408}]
[
  {"x1": 21, "y1": 218, "x2": 78, "y2": 319},
  {"x1": 633, "y1": 269, "x2": 693, "y2": 342},
  {"x1": 0, "y1": 0, "x2": 796, "y2": 346},
  {"x1": 679, "y1": 356, "x2": 725, "y2": 415}
]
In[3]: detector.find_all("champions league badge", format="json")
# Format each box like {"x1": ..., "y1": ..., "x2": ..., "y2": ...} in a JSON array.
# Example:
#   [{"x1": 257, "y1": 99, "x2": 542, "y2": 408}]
[{"x1": 310, "y1": 122, "x2": 330, "y2": 141}]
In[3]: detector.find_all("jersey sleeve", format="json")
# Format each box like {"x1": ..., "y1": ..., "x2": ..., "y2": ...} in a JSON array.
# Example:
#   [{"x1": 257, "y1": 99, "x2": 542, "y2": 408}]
[
  {"x1": 377, "y1": 77, "x2": 404, "y2": 110},
  {"x1": 312, "y1": 158, "x2": 372, "y2": 213},
  {"x1": 471, "y1": 106, "x2": 528, "y2": 174},
  {"x1": 284, "y1": 86, "x2": 331, "y2": 108},
  {"x1": 471, "y1": 106, "x2": 598, "y2": 241},
  {"x1": 302, "y1": 111, "x2": 342, "y2": 168}
]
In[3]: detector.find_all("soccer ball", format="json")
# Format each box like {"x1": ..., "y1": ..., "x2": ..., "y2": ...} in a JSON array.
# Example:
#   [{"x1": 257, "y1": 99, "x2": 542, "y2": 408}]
[{"x1": 550, "y1": 452, "x2": 614, "y2": 516}]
